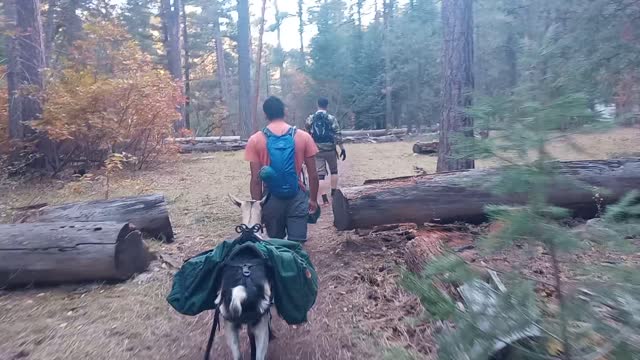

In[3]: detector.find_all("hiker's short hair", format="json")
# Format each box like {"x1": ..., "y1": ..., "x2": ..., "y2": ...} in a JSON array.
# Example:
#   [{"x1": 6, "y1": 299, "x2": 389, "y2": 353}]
[
  {"x1": 263, "y1": 96, "x2": 286, "y2": 120},
  {"x1": 317, "y1": 97, "x2": 329, "y2": 109}
]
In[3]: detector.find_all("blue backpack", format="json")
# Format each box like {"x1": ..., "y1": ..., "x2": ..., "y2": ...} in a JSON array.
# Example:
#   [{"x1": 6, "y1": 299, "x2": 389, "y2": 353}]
[{"x1": 262, "y1": 127, "x2": 299, "y2": 199}]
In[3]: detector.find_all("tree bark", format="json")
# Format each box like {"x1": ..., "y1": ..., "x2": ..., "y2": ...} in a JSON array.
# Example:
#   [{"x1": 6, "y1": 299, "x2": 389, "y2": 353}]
[
  {"x1": 383, "y1": 0, "x2": 393, "y2": 130},
  {"x1": 212, "y1": 1, "x2": 231, "y2": 134},
  {"x1": 8, "y1": 0, "x2": 46, "y2": 141},
  {"x1": 5, "y1": 0, "x2": 23, "y2": 140},
  {"x1": 274, "y1": 0, "x2": 285, "y2": 95},
  {"x1": 297, "y1": 0, "x2": 305, "y2": 67},
  {"x1": 252, "y1": 0, "x2": 268, "y2": 132},
  {"x1": 181, "y1": 0, "x2": 191, "y2": 129},
  {"x1": 437, "y1": 0, "x2": 475, "y2": 172},
  {"x1": 44, "y1": 0, "x2": 57, "y2": 66},
  {"x1": 161, "y1": 0, "x2": 184, "y2": 130},
  {"x1": 18, "y1": 194, "x2": 174, "y2": 242},
  {"x1": 0, "y1": 222, "x2": 150, "y2": 287},
  {"x1": 62, "y1": 0, "x2": 82, "y2": 48},
  {"x1": 237, "y1": 0, "x2": 252, "y2": 139},
  {"x1": 332, "y1": 158, "x2": 640, "y2": 230}
]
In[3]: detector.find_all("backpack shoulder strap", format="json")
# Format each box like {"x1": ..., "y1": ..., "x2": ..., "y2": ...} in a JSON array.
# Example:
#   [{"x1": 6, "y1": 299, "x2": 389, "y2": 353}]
[{"x1": 262, "y1": 127, "x2": 274, "y2": 138}]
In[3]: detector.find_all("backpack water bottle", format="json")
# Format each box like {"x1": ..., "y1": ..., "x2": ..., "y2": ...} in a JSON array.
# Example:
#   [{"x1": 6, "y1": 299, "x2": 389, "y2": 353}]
[
  {"x1": 262, "y1": 127, "x2": 299, "y2": 199},
  {"x1": 310, "y1": 112, "x2": 335, "y2": 144}
]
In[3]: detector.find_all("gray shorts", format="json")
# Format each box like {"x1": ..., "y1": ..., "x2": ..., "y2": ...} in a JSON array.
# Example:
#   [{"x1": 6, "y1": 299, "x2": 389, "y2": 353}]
[
  {"x1": 316, "y1": 150, "x2": 338, "y2": 177},
  {"x1": 261, "y1": 190, "x2": 309, "y2": 242}
]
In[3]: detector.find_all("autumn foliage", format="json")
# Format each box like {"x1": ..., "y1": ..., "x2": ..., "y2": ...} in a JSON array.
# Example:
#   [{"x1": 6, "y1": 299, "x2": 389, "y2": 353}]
[{"x1": 34, "y1": 21, "x2": 183, "y2": 171}]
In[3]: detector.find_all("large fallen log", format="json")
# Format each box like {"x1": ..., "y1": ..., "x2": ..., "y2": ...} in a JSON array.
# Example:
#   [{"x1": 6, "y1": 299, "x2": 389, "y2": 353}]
[
  {"x1": 341, "y1": 129, "x2": 407, "y2": 137},
  {"x1": 0, "y1": 222, "x2": 150, "y2": 287},
  {"x1": 178, "y1": 142, "x2": 247, "y2": 153},
  {"x1": 168, "y1": 136, "x2": 241, "y2": 144},
  {"x1": 18, "y1": 194, "x2": 174, "y2": 242},
  {"x1": 413, "y1": 141, "x2": 439, "y2": 154},
  {"x1": 333, "y1": 158, "x2": 640, "y2": 230}
]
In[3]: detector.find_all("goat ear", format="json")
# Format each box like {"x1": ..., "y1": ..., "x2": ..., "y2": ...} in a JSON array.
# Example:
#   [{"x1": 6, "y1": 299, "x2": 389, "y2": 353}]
[
  {"x1": 259, "y1": 194, "x2": 268, "y2": 206},
  {"x1": 228, "y1": 193, "x2": 242, "y2": 207}
]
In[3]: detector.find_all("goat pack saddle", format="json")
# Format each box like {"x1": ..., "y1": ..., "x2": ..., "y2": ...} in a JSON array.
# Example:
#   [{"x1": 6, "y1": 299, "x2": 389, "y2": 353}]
[{"x1": 167, "y1": 230, "x2": 318, "y2": 325}]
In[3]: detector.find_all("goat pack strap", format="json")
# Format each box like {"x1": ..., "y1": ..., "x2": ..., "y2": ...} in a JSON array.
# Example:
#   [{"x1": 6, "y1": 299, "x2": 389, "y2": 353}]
[{"x1": 167, "y1": 235, "x2": 318, "y2": 325}]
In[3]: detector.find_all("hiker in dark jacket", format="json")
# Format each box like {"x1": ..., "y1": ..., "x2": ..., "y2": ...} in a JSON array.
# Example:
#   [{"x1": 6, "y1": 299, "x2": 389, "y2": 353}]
[
  {"x1": 245, "y1": 96, "x2": 320, "y2": 242},
  {"x1": 305, "y1": 97, "x2": 346, "y2": 204}
]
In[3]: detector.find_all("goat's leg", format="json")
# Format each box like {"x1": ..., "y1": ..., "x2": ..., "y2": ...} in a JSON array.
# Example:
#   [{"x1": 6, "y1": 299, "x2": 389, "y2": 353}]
[
  {"x1": 249, "y1": 331, "x2": 257, "y2": 360},
  {"x1": 250, "y1": 313, "x2": 271, "y2": 360},
  {"x1": 224, "y1": 320, "x2": 242, "y2": 360}
]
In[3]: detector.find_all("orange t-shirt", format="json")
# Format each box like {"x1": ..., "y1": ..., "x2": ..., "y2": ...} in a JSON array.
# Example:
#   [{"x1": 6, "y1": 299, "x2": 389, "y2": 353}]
[{"x1": 244, "y1": 121, "x2": 319, "y2": 176}]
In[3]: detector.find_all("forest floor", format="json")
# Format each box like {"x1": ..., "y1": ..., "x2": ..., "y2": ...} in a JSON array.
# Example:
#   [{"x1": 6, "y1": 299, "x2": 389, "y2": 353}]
[{"x1": 1, "y1": 127, "x2": 640, "y2": 360}]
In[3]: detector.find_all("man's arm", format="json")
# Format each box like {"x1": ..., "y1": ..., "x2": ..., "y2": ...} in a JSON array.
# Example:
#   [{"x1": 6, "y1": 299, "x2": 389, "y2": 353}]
[
  {"x1": 249, "y1": 162, "x2": 263, "y2": 200},
  {"x1": 331, "y1": 115, "x2": 344, "y2": 150},
  {"x1": 304, "y1": 114, "x2": 313, "y2": 132},
  {"x1": 304, "y1": 156, "x2": 320, "y2": 212}
]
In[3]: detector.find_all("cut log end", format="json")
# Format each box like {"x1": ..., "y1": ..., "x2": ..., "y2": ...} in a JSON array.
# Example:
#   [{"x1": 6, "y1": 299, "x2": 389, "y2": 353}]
[
  {"x1": 0, "y1": 222, "x2": 151, "y2": 287},
  {"x1": 332, "y1": 190, "x2": 353, "y2": 231},
  {"x1": 413, "y1": 141, "x2": 439, "y2": 155},
  {"x1": 115, "y1": 230, "x2": 151, "y2": 279}
]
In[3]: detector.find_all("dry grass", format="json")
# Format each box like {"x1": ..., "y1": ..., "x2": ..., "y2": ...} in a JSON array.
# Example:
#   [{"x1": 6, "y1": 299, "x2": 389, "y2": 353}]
[{"x1": 1, "y1": 126, "x2": 639, "y2": 360}]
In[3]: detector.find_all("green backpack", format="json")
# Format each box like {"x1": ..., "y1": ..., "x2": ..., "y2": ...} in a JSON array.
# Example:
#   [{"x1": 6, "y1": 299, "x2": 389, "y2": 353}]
[{"x1": 167, "y1": 232, "x2": 318, "y2": 325}]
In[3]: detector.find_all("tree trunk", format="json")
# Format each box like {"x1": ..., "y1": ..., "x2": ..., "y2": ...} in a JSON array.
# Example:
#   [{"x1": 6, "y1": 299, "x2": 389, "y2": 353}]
[
  {"x1": 297, "y1": 0, "x2": 305, "y2": 67},
  {"x1": 181, "y1": 0, "x2": 191, "y2": 129},
  {"x1": 413, "y1": 141, "x2": 439, "y2": 154},
  {"x1": 62, "y1": 0, "x2": 82, "y2": 48},
  {"x1": 162, "y1": 0, "x2": 184, "y2": 130},
  {"x1": 252, "y1": 0, "x2": 268, "y2": 132},
  {"x1": 5, "y1": 0, "x2": 23, "y2": 140},
  {"x1": 383, "y1": 0, "x2": 393, "y2": 130},
  {"x1": 332, "y1": 158, "x2": 640, "y2": 230},
  {"x1": 274, "y1": 0, "x2": 285, "y2": 95},
  {"x1": 237, "y1": 0, "x2": 252, "y2": 139},
  {"x1": 0, "y1": 222, "x2": 150, "y2": 287},
  {"x1": 18, "y1": 194, "x2": 174, "y2": 242},
  {"x1": 44, "y1": 0, "x2": 57, "y2": 66},
  {"x1": 212, "y1": 1, "x2": 231, "y2": 134},
  {"x1": 437, "y1": 0, "x2": 475, "y2": 172},
  {"x1": 8, "y1": 0, "x2": 46, "y2": 142}
]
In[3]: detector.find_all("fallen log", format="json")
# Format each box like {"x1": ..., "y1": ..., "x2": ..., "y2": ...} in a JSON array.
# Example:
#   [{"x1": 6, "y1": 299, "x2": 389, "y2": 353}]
[
  {"x1": 168, "y1": 136, "x2": 241, "y2": 144},
  {"x1": 333, "y1": 158, "x2": 640, "y2": 230},
  {"x1": 341, "y1": 129, "x2": 407, "y2": 137},
  {"x1": 342, "y1": 135, "x2": 404, "y2": 144},
  {"x1": 412, "y1": 141, "x2": 439, "y2": 154},
  {"x1": 18, "y1": 194, "x2": 174, "y2": 242},
  {"x1": 0, "y1": 222, "x2": 150, "y2": 287},
  {"x1": 178, "y1": 142, "x2": 247, "y2": 153}
]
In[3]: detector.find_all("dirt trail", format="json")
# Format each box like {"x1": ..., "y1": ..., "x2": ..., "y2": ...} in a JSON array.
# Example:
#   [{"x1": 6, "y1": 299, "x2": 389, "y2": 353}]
[{"x1": 209, "y1": 158, "x2": 421, "y2": 359}]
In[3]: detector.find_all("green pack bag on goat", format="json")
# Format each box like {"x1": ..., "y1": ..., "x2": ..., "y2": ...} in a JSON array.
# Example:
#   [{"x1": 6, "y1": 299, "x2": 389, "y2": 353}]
[{"x1": 166, "y1": 234, "x2": 318, "y2": 325}]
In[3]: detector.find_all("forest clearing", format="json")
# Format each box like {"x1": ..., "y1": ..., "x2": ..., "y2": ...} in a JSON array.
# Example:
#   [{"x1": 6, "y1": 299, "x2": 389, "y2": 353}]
[
  {"x1": 1, "y1": 127, "x2": 639, "y2": 359},
  {"x1": 2, "y1": 0, "x2": 640, "y2": 359}
]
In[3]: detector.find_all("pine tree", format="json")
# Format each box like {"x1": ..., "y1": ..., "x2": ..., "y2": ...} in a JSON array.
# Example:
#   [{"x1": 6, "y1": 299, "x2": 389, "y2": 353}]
[{"x1": 400, "y1": 29, "x2": 640, "y2": 359}]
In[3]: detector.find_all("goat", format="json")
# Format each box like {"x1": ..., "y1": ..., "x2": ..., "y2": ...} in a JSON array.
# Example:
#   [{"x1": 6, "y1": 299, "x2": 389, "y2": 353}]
[{"x1": 214, "y1": 194, "x2": 272, "y2": 360}]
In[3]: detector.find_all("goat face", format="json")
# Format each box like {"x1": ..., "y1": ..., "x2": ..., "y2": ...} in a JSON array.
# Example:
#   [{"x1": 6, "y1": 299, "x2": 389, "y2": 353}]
[
  {"x1": 215, "y1": 248, "x2": 272, "y2": 360},
  {"x1": 228, "y1": 194, "x2": 267, "y2": 229}
]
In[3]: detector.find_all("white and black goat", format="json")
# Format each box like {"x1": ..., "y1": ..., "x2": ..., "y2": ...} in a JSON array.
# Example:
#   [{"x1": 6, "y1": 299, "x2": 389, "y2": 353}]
[{"x1": 210, "y1": 194, "x2": 272, "y2": 360}]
